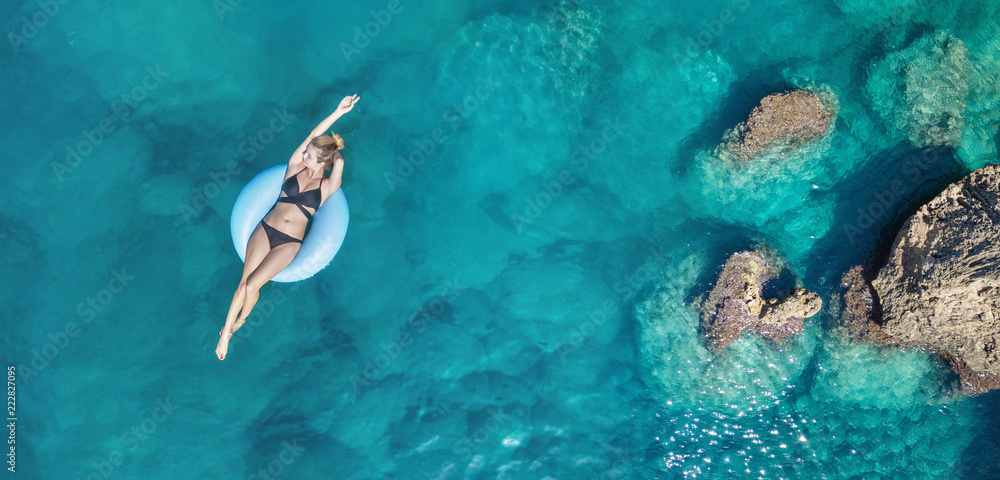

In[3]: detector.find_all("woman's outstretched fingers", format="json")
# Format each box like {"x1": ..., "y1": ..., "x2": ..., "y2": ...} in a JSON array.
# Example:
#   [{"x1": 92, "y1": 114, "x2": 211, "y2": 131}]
[{"x1": 338, "y1": 94, "x2": 360, "y2": 113}]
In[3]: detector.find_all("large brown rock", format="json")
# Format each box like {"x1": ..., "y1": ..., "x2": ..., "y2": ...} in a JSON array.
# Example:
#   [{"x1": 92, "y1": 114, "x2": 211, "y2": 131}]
[
  {"x1": 718, "y1": 90, "x2": 836, "y2": 162},
  {"x1": 701, "y1": 251, "x2": 822, "y2": 351},
  {"x1": 875, "y1": 165, "x2": 1000, "y2": 370},
  {"x1": 840, "y1": 165, "x2": 1000, "y2": 393}
]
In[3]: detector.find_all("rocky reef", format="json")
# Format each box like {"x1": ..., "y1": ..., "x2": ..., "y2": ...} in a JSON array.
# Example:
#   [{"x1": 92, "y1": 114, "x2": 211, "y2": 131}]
[
  {"x1": 866, "y1": 30, "x2": 970, "y2": 148},
  {"x1": 543, "y1": 0, "x2": 602, "y2": 99},
  {"x1": 701, "y1": 251, "x2": 822, "y2": 351},
  {"x1": 838, "y1": 164, "x2": 1000, "y2": 393},
  {"x1": 718, "y1": 90, "x2": 836, "y2": 162}
]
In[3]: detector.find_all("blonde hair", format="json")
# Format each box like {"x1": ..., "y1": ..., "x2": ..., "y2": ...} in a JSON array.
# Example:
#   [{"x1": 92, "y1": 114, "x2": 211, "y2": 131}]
[{"x1": 308, "y1": 134, "x2": 345, "y2": 172}]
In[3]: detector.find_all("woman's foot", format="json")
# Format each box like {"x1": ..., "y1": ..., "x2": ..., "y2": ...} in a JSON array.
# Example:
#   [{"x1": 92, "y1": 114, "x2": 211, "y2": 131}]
[{"x1": 216, "y1": 332, "x2": 231, "y2": 360}]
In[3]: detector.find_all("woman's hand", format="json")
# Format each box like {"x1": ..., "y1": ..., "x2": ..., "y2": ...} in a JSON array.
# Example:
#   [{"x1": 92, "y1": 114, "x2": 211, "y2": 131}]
[
  {"x1": 305, "y1": 93, "x2": 361, "y2": 143},
  {"x1": 336, "y1": 94, "x2": 360, "y2": 114}
]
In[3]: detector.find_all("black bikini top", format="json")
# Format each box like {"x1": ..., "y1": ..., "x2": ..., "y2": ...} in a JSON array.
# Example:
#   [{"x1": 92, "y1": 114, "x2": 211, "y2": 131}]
[{"x1": 276, "y1": 168, "x2": 322, "y2": 219}]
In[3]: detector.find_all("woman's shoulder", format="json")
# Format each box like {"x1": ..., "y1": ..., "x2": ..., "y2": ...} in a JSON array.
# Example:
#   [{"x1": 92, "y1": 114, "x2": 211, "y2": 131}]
[{"x1": 284, "y1": 158, "x2": 305, "y2": 176}]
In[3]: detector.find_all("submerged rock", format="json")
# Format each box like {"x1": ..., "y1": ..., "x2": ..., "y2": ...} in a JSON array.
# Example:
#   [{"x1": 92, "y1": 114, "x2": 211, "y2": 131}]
[
  {"x1": 867, "y1": 30, "x2": 970, "y2": 148},
  {"x1": 838, "y1": 165, "x2": 1000, "y2": 393},
  {"x1": 701, "y1": 251, "x2": 821, "y2": 351},
  {"x1": 718, "y1": 90, "x2": 836, "y2": 162},
  {"x1": 543, "y1": 0, "x2": 602, "y2": 98}
]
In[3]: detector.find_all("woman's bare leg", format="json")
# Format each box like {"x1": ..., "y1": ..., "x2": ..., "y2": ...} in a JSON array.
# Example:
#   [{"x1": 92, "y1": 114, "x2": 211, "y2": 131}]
[
  {"x1": 238, "y1": 243, "x2": 301, "y2": 321},
  {"x1": 222, "y1": 225, "x2": 270, "y2": 329},
  {"x1": 217, "y1": 225, "x2": 271, "y2": 358},
  {"x1": 216, "y1": 242, "x2": 301, "y2": 360}
]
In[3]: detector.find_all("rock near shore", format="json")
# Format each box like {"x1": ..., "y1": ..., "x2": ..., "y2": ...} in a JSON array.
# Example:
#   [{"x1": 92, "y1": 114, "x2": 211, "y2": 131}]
[
  {"x1": 840, "y1": 164, "x2": 1000, "y2": 393},
  {"x1": 718, "y1": 90, "x2": 836, "y2": 162},
  {"x1": 701, "y1": 251, "x2": 822, "y2": 351}
]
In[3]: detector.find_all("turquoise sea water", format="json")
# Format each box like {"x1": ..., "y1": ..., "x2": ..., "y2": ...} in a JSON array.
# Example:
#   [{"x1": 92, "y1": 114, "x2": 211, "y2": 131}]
[{"x1": 2, "y1": 0, "x2": 999, "y2": 478}]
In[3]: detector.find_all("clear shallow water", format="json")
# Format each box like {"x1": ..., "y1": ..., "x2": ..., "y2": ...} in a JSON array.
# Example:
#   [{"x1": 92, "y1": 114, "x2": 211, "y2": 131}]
[{"x1": 1, "y1": 0, "x2": 999, "y2": 479}]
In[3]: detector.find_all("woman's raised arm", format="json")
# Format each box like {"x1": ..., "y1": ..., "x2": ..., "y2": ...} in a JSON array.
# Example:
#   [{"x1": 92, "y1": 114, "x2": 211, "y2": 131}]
[
  {"x1": 313, "y1": 94, "x2": 359, "y2": 136},
  {"x1": 289, "y1": 94, "x2": 361, "y2": 164}
]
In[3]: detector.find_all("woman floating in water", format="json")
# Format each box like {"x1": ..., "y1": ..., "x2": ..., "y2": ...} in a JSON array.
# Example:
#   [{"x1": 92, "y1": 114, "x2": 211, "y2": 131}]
[{"x1": 216, "y1": 94, "x2": 360, "y2": 360}]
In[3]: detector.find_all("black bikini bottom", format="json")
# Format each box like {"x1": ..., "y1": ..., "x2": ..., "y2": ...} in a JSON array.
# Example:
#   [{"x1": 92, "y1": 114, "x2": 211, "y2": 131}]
[{"x1": 260, "y1": 221, "x2": 302, "y2": 249}]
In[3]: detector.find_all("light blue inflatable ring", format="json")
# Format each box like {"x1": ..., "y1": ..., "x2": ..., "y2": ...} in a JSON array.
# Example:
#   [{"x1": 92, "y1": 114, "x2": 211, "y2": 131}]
[{"x1": 230, "y1": 164, "x2": 349, "y2": 282}]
